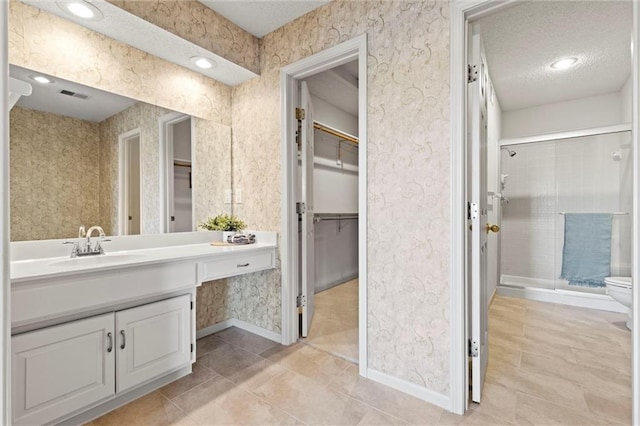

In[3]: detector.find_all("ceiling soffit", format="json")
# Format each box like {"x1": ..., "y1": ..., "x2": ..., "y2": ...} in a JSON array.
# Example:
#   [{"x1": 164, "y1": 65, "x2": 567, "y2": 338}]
[{"x1": 107, "y1": 0, "x2": 260, "y2": 75}]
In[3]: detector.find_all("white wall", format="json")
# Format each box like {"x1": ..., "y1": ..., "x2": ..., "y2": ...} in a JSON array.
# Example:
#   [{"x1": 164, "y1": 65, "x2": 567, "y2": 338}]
[
  {"x1": 312, "y1": 129, "x2": 359, "y2": 292},
  {"x1": 486, "y1": 77, "x2": 502, "y2": 305},
  {"x1": 502, "y1": 92, "x2": 623, "y2": 139},
  {"x1": 314, "y1": 219, "x2": 358, "y2": 293},
  {"x1": 311, "y1": 95, "x2": 358, "y2": 137},
  {"x1": 173, "y1": 118, "x2": 191, "y2": 162}
]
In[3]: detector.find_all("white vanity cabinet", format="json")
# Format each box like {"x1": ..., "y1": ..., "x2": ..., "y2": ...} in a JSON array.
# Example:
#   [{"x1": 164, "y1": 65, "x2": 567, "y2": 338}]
[
  {"x1": 10, "y1": 233, "x2": 278, "y2": 425},
  {"x1": 11, "y1": 295, "x2": 193, "y2": 425},
  {"x1": 116, "y1": 295, "x2": 192, "y2": 393},
  {"x1": 12, "y1": 313, "x2": 116, "y2": 425}
]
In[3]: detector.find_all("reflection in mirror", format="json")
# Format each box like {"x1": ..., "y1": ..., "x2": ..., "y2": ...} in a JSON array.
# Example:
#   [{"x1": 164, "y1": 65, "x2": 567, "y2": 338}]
[{"x1": 9, "y1": 65, "x2": 231, "y2": 241}]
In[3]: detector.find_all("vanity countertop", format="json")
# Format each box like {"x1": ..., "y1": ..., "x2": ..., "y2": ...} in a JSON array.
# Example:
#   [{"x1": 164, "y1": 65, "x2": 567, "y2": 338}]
[
  {"x1": 10, "y1": 230, "x2": 277, "y2": 284},
  {"x1": 11, "y1": 242, "x2": 276, "y2": 283}
]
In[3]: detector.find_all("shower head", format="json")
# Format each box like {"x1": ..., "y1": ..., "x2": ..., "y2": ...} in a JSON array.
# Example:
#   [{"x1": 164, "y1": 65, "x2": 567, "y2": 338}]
[{"x1": 501, "y1": 147, "x2": 517, "y2": 157}]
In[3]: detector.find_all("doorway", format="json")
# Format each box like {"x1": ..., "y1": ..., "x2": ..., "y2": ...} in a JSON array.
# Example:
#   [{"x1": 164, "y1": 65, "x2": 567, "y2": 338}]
[
  {"x1": 159, "y1": 113, "x2": 194, "y2": 233},
  {"x1": 297, "y1": 62, "x2": 360, "y2": 362},
  {"x1": 280, "y1": 35, "x2": 368, "y2": 374},
  {"x1": 118, "y1": 128, "x2": 141, "y2": 235},
  {"x1": 452, "y1": 2, "x2": 638, "y2": 418}
]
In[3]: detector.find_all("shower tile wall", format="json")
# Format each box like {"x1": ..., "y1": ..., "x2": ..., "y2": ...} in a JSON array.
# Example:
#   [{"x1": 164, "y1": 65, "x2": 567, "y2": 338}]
[{"x1": 500, "y1": 133, "x2": 631, "y2": 292}]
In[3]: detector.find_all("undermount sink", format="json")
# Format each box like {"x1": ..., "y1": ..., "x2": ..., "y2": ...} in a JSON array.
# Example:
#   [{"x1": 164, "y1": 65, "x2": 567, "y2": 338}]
[{"x1": 49, "y1": 253, "x2": 147, "y2": 268}]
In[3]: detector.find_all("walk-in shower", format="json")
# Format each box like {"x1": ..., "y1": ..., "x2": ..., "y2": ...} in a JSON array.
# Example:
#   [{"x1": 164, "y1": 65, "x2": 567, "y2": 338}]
[{"x1": 498, "y1": 128, "x2": 632, "y2": 302}]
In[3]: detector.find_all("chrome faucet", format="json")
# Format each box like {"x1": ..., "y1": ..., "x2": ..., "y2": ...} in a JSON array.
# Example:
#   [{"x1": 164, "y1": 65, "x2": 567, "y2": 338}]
[{"x1": 64, "y1": 225, "x2": 110, "y2": 257}]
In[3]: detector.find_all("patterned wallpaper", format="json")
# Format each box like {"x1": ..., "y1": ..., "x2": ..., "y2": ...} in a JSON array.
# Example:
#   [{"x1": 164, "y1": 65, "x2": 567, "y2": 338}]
[
  {"x1": 192, "y1": 117, "x2": 232, "y2": 226},
  {"x1": 9, "y1": 107, "x2": 101, "y2": 241},
  {"x1": 99, "y1": 102, "x2": 173, "y2": 235},
  {"x1": 108, "y1": 0, "x2": 260, "y2": 74},
  {"x1": 99, "y1": 104, "x2": 232, "y2": 236},
  {"x1": 231, "y1": 1, "x2": 451, "y2": 394},
  {"x1": 8, "y1": 0, "x2": 232, "y2": 125}
]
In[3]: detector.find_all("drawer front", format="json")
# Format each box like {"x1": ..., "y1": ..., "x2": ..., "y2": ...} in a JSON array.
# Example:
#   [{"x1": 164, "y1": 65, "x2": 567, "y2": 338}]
[{"x1": 200, "y1": 250, "x2": 274, "y2": 281}]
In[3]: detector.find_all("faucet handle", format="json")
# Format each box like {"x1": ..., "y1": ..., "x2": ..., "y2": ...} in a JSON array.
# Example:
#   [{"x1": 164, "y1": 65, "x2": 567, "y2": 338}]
[
  {"x1": 63, "y1": 241, "x2": 81, "y2": 257},
  {"x1": 79, "y1": 225, "x2": 86, "y2": 238}
]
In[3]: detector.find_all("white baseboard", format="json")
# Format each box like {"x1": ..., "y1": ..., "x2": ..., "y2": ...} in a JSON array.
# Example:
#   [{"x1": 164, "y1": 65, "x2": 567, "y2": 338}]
[
  {"x1": 366, "y1": 368, "x2": 450, "y2": 411},
  {"x1": 196, "y1": 318, "x2": 282, "y2": 343},
  {"x1": 231, "y1": 318, "x2": 282, "y2": 343},
  {"x1": 196, "y1": 319, "x2": 234, "y2": 339},
  {"x1": 497, "y1": 285, "x2": 628, "y2": 313},
  {"x1": 488, "y1": 288, "x2": 497, "y2": 308}
]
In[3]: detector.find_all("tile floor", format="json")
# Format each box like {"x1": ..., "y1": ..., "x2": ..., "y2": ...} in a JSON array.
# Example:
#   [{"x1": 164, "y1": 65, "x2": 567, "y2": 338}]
[
  {"x1": 89, "y1": 295, "x2": 632, "y2": 425},
  {"x1": 301, "y1": 278, "x2": 359, "y2": 362}
]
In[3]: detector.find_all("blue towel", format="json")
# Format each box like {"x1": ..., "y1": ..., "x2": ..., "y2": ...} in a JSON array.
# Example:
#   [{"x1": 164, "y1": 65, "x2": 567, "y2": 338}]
[{"x1": 560, "y1": 213, "x2": 612, "y2": 287}]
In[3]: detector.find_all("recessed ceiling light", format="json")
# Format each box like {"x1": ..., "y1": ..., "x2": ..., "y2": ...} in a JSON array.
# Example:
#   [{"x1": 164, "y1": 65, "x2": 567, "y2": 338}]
[
  {"x1": 30, "y1": 75, "x2": 53, "y2": 84},
  {"x1": 190, "y1": 56, "x2": 217, "y2": 70},
  {"x1": 57, "y1": 1, "x2": 103, "y2": 21},
  {"x1": 550, "y1": 57, "x2": 578, "y2": 70}
]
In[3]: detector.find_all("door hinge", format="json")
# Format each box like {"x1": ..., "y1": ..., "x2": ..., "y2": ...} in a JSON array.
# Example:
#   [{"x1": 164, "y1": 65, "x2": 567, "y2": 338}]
[
  {"x1": 468, "y1": 202, "x2": 479, "y2": 220},
  {"x1": 468, "y1": 64, "x2": 478, "y2": 83},
  {"x1": 191, "y1": 343, "x2": 194, "y2": 353},
  {"x1": 296, "y1": 202, "x2": 306, "y2": 215},
  {"x1": 468, "y1": 339, "x2": 479, "y2": 357},
  {"x1": 296, "y1": 294, "x2": 307, "y2": 308},
  {"x1": 295, "y1": 108, "x2": 305, "y2": 151},
  {"x1": 190, "y1": 301, "x2": 194, "y2": 310}
]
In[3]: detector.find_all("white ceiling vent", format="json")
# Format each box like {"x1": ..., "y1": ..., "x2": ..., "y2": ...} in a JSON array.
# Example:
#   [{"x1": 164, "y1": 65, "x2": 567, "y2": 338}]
[{"x1": 59, "y1": 89, "x2": 89, "y2": 100}]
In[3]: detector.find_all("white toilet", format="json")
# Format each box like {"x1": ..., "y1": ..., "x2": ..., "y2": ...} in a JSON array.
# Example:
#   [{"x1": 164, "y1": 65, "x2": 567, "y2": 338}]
[{"x1": 605, "y1": 277, "x2": 633, "y2": 330}]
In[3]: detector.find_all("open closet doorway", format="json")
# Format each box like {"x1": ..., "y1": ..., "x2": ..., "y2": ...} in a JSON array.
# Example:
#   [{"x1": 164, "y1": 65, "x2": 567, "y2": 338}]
[
  {"x1": 454, "y1": 1, "x2": 639, "y2": 423},
  {"x1": 159, "y1": 113, "x2": 194, "y2": 233},
  {"x1": 118, "y1": 128, "x2": 142, "y2": 235},
  {"x1": 297, "y1": 61, "x2": 360, "y2": 362},
  {"x1": 281, "y1": 35, "x2": 368, "y2": 373}
]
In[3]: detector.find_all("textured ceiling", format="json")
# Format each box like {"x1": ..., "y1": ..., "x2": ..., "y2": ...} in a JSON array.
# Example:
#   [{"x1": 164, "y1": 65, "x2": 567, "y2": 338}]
[
  {"x1": 477, "y1": 1, "x2": 632, "y2": 111},
  {"x1": 11, "y1": 65, "x2": 136, "y2": 122},
  {"x1": 199, "y1": 0, "x2": 331, "y2": 38},
  {"x1": 19, "y1": 0, "x2": 258, "y2": 86}
]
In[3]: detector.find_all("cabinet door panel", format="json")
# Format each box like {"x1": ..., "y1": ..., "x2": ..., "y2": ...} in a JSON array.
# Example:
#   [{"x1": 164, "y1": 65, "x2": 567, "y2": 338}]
[
  {"x1": 116, "y1": 295, "x2": 191, "y2": 393},
  {"x1": 12, "y1": 313, "x2": 115, "y2": 425}
]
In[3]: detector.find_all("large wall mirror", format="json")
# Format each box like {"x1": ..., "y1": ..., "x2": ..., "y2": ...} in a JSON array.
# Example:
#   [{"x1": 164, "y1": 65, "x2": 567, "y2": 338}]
[{"x1": 9, "y1": 64, "x2": 231, "y2": 242}]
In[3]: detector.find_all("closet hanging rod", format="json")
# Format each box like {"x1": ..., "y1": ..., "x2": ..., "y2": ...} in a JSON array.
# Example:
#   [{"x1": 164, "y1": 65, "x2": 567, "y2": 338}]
[
  {"x1": 313, "y1": 213, "x2": 359, "y2": 223},
  {"x1": 558, "y1": 212, "x2": 628, "y2": 215},
  {"x1": 313, "y1": 122, "x2": 359, "y2": 145},
  {"x1": 174, "y1": 161, "x2": 192, "y2": 168}
]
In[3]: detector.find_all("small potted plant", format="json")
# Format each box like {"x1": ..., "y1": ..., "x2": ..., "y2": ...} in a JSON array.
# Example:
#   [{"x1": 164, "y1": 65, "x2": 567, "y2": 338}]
[{"x1": 199, "y1": 214, "x2": 247, "y2": 241}]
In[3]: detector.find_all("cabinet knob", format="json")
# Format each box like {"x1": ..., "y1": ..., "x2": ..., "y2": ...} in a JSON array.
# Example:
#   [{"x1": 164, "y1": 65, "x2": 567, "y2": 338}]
[{"x1": 120, "y1": 330, "x2": 126, "y2": 350}]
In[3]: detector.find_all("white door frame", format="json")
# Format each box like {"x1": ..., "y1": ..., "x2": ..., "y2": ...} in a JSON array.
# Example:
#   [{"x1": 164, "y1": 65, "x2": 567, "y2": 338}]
[
  {"x1": 450, "y1": 0, "x2": 640, "y2": 420},
  {"x1": 280, "y1": 34, "x2": 368, "y2": 375},
  {"x1": 158, "y1": 112, "x2": 192, "y2": 233},
  {"x1": 118, "y1": 128, "x2": 142, "y2": 236},
  {"x1": 1, "y1": 1, "x2": 11, "y2": 423}
]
